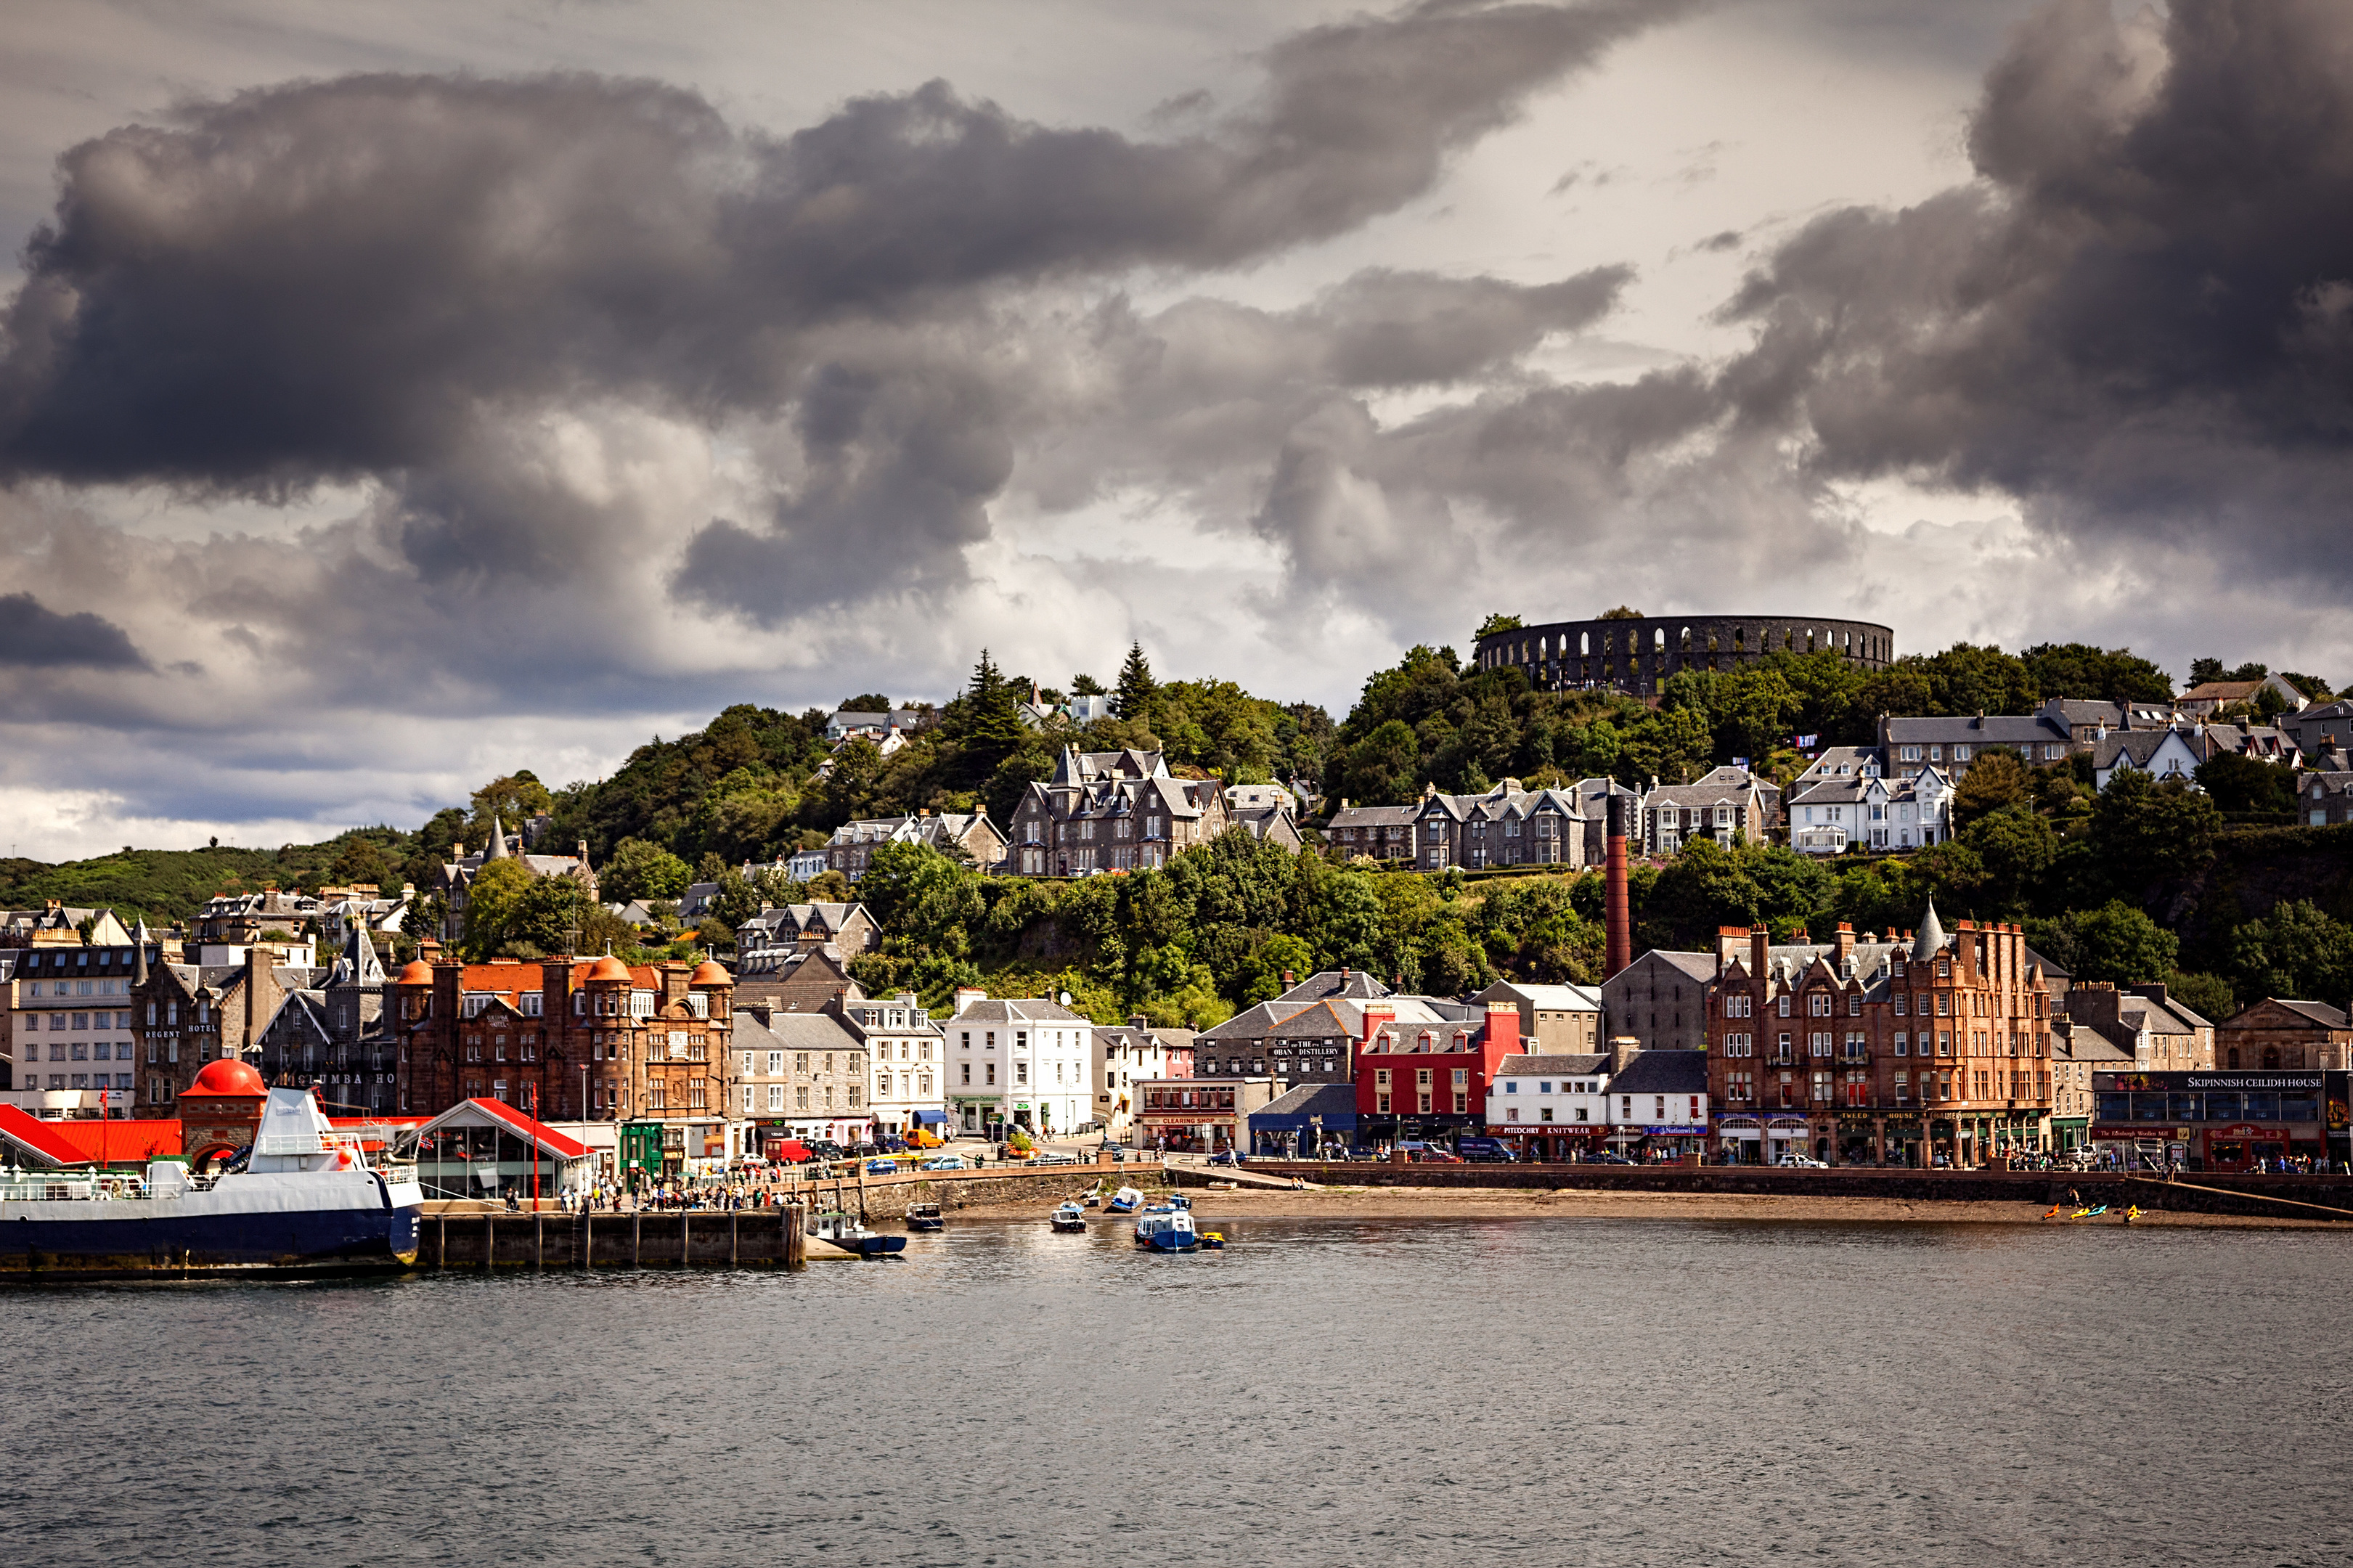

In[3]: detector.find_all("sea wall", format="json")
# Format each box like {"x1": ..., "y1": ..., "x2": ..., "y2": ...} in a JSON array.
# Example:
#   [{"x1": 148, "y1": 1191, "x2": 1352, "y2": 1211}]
[{"x1": 1218, "y1": 1161, "x2": 2353, "y2": 1222}]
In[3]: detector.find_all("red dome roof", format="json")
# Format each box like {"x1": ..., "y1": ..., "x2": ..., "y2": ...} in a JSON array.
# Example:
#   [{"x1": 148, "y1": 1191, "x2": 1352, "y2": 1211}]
[
  {"x1": 396, "y1": 960, "x2": 435, "y2": 985},
  {"x1": 688, "y1": 959, "x2": 733, "y2": 987},
  {"x1": 189, "y1": 1058, "x2": 266, "y2": 1097},
  {"x1": 587, "y1": 955, "x2": 632, "y2": 983}
]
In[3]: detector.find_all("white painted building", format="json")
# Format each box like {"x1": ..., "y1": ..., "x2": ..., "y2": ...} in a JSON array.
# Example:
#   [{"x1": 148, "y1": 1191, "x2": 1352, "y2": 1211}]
[
  {"x1": 946, "y1": 991, "x2": 1094, "y2": 1139},
  {"x1": 1788, "y1": 764, "x2": 1952, "y2": 855},
  {"x1": 7, "y1": 944, "x2": 142, "y2": 1117},
  {"x1": 1485, "y1": 1053, "x2": 1612, "y2": 1143},
  {"x1": 1093, "y1": 1016, "x2": 1195, "y2": 1142},
  {"x1": 841, "y1": 991, "x2": 948, "y2": 1141}
]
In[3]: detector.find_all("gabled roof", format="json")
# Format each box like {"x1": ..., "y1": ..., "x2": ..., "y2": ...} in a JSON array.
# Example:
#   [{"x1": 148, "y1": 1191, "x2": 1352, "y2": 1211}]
[
  {"x1": 1602, "y1": 1049, "x2": 1709, "y2": 1095},
  {"x1": 953, "y1": 997, "x2": 1090, "y2": 1024},
  {"x1": 1252, "y1": 1082, "x2": 1360, "y2": 1122},
  {"x1": 1494, "y1": 1053, "x2": 1610, "y2": 1077},
  {"x1": 2231, "y1": 998, "x2": 2352, "y2": 1029},
  {"x1": 1483, "y1": 981, "x2": 1603, "y2": 1011},
  {"x1": 413, "y1": 1098, "x2": 589, "y2": 1159},
  {"x1": 1278, "y1": 970, "x2": 1393, "y2": 1003},
  {"x1": 1612, "y1": 949, "x2": 1715, "y2": 984}
]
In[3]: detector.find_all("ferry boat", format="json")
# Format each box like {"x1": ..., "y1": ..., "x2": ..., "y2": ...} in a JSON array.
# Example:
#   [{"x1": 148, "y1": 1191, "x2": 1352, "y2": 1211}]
[
  {"x1": 0, "y1": 1087, "x2": 423, "y2": 1278},
  {"x1": 1133, "y1": 1209, "x2": 1200, "y2": 1252},
  {"x1": 903, "y1": 1201, "x2": 945, "y2": 1233},
  {"x1": 1104, "y1": 1185, "x2": 1142, "y2": 1215},
  {"x1": 1049, "y1": 1201, "x2": 1088, "y2": 1233}
]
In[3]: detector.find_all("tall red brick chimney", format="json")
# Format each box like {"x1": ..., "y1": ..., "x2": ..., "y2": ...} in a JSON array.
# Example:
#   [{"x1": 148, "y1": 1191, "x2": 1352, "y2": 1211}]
[{"x1": 1604, "y1": 793, "x2": 1632, "y2": 979}]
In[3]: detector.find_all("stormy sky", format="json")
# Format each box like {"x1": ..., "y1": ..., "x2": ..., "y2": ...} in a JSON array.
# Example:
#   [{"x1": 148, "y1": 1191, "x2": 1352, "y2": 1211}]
[{"x1": 1, "y1": 0, "x2": 2348, "y2": 858}]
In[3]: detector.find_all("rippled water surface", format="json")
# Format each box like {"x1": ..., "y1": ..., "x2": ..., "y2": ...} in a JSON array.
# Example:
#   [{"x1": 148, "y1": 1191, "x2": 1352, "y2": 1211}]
[{"x1": 6, "y1": 1215, "x2": 2349, "y2": 1567}]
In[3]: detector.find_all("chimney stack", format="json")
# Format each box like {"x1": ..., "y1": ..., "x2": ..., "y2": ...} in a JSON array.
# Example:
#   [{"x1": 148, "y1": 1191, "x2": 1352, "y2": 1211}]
[
  {"x1": 1610, "y1": 1034, "x2": 1641, "y2": 1075},
  {"x1": 1604, "y1": 793, "x2": 1632, "y2": 980}
]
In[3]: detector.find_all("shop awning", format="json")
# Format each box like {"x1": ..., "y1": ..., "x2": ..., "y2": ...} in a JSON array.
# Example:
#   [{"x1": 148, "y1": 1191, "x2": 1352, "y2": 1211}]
[{"x1": 912, "y1": 1108, "x2": 947, "y2": 1125}]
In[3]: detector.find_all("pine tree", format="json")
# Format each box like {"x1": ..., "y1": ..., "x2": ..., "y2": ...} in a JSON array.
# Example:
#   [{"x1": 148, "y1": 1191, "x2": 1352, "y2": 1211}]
[{"x1": 1114, "y1": 641, "x2": 1157, "y2": 722}]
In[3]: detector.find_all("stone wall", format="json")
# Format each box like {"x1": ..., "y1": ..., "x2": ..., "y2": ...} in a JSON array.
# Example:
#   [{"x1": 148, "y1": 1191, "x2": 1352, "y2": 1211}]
[{"x1": 1476, "y1": 614, "x2": 1894, "y2": 698}]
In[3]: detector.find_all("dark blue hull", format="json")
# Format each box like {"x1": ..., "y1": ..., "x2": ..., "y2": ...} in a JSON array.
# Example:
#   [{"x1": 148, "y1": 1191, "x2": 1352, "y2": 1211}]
[{"x1": 0, "y1": 1204, "x2": 422, "y2": 1278}]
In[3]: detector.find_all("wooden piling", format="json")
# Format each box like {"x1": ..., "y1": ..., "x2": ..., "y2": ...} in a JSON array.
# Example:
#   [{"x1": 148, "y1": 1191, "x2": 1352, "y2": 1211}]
[{"x1": 631, "y1": 1213, "x2": 641, "y2": 1268}]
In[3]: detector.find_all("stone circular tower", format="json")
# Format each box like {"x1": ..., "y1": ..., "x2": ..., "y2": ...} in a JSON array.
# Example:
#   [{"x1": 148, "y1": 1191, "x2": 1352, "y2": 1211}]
[{"x1": 1474, "y1": 613, "x2": 1895, "y2": 698}]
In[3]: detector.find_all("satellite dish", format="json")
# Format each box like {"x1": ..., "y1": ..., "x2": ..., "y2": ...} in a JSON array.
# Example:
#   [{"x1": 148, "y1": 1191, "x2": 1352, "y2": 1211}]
[{"x1": 1059, "y1": 990, "x2": 1072, "y2": 1008}]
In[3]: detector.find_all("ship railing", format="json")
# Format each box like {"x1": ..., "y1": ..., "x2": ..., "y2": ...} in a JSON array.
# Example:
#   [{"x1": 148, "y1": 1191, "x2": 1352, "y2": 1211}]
[{"x1": 0, "y1": 1172, "x2": 103, "y2": 1202}]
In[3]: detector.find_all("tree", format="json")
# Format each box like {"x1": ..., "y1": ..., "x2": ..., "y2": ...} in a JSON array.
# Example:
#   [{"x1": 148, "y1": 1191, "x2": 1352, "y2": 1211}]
[
  {"x1": 468, "y1": 772, "x2": 554, "y2": 840},
  {"x1": 1960, "y1": 808, "x2": 2056, "y2": 916},
  {"x1": 707, "y1": 869, "x2": 763, "y2": 931},
  {"x1": 2277, "y1": 671, "x2": 2336, "y2": 702},
  {"x1": 600, "y1": 838, "x2": 692, "y2": 903},
  {"x1": 1950, "y1": 748, "x2": 2031, "y2": 830},
  {"x1": 2021, "y1": 642, "x2": 2173, "y2": 705},
  {"x1": 2193, "y1": 753, "x2": 2296, "y2": 815},
  {"x1": 2230, "y1": 900, "x2": 2353, "y2": 1004},
  {"x1": 1070, "y1": 673, "x2": 1106, "y2": 696},
  {"x1": 1114, "y1": 642, "x2": 1158, "y2": 723},
  {"x1": 2188, "y1": 657, "x2": 2227, "y2": 687},
  {"x1": 329, "y1": 836, "x2": 391, "y2": 889},
  {"x1": 2023, "y1": 902, "x2": 2179, "y2": 985},
  {"x1": 2165, "y1": 969, "x2": 2237, "y2": 1024},
  {"x1": 836, "y1": 693, "x2": 893, "y2": 713},
  {"x1": 1597, "y1": 605, "x2": 1644, "y2": 620},
  {"x1": 1475, "y1": 612, "x2": 1525, "y2": 640},
  {"x1": 1905, "y1": 642, "x2": 2037, "y2": 716},
  {"x1": 2088, "y1": 772, "x2": 2220, "y2": 889},
  {"x1": 957, "y1": 649, "x2": 1027, "y2": 783}
]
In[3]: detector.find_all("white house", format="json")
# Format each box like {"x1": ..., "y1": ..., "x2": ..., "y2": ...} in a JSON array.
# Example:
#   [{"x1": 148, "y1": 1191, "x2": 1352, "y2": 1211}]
[
  {"x1": 1602, "y1": 1049, "x2": 1710, "y2": 1159},
  {"x1": 1788, "y1": 764, "x2": 1951, "y2": 855},
  {"x1": 1484, "y1": 1053, "x2": 1612, "y2": 1157},
  {"x1": 2092, "y1": 727, "x2": 2206, "y2": 791},
  {"x1": 946, "y1": 992, "x2": 1094, "y2": 1140},
  {"x1": 1093, "y1": 1016, "x2": 1194, "y2": 1143},
  {"x1": 841, "y1": 991, "x2": 948, "y2": 1143}
]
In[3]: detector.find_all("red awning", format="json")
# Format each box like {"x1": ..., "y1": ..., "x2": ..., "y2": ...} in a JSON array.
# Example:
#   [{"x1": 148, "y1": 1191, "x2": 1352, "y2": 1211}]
[
  {"x1": 0, "y1": 1106, "x2": 182, "y2": 1166},
  {"x1": 412, "y1": 1098, "x2": 590, "y2": 1159}
]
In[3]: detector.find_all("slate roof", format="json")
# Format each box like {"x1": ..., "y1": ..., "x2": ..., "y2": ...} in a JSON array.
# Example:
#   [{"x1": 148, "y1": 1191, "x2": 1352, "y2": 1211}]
[
  {"x1": 2247, "y1": 1000, "x2": 2352, "y2": 1029},
  {"x1": 1483, "y1": 982, "x2": 1604, "y2": 1011},
  {"x1": 1602, "y1": 1049, "x2": 1709, "y2": 1095},
  {"x1": 1494, "y1": 1053, "x2": 1611, "y2": 1077}
]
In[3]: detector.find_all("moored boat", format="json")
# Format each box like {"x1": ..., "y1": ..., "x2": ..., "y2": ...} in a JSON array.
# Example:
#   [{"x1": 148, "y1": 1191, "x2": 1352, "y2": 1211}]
[
  {"x1": 1050, "y1": 1201, "x2": 1088, "y2": 1232},
  {"x1": 1104, "y1": 1185, "x2": 1142, "y2": 1215},
  {"x1": 812, "y1": 1210, "x2": 906, "y2": 1257},
  {"x1": 904, "y1": 1201, "x2": 945, "y2": 1233},
  {"x1": 1133, "y1": 1209, "x2": 1200, "y2": 1252},
  {"x1": 0, "y1": 1084, "x2": 423, "y2": 1278}
]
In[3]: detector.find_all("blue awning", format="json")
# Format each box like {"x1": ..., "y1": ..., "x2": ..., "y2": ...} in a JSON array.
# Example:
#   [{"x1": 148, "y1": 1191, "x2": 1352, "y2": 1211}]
[{"x1": 912, "y1": 1108, "x2": 948, "y2": 1124}]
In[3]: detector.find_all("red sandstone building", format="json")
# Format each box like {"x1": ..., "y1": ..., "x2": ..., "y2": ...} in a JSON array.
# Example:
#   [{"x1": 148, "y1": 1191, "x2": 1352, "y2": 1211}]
[
  {"x1": 390, "y1": 955, "x2": 735, "y2": 1139},
  {"x1": 1705, "y1": 902, "x2": 2056, "y2": 1167}
]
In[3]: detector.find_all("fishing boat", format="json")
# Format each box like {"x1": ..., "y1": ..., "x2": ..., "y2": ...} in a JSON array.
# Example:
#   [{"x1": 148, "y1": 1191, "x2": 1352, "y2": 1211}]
[
  {"x1": 903, "y1": 1201, "x2": 945, "y2": 1233},
  {"x1": 1050, "y1": 1201, "x2": 1088, "y2": 1233},
  {"x1": 0, "y1": 1086, "x2": 423, "y2": 1278},
  {"x1": 1133, "y1": 1208, "x2": 1200, "y2": 1252},
  {"x1": 812, "y1": 1210, "x2": 906, "y2": 1257},
  {"x1": 1104, "y1": 1185, "x2": 1142, "y2": 1215}
]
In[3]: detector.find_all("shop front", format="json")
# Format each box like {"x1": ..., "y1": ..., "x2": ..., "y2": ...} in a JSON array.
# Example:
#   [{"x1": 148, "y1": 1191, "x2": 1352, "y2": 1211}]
[
  {"x1": 1503, "y1": 1124, "x2": 1607, "y2": 1161},
  {"x1": 2092, "y1": 1070, "x2": 2333, "y2": 1171},
  {"x1": 1623, "y1": 1123, "x2": 1708, "y2": 1161},
  {"x1": 1877, "y1": 1113, "x2": 1923, "y2": 1167},
  {"x1": 1835, "y1": 1111, "x2": 1878, "y2": 1166},
  {"x1": 1136, "y1": 1110, "x2": 1240, "y2": 1153},
  {"x1": 1716, "y1": 1114, "x2": 1761, "y2": 1163},
  {"x1": 1763, "y1": 1115, "x2": 1809, "y2": 1163}
]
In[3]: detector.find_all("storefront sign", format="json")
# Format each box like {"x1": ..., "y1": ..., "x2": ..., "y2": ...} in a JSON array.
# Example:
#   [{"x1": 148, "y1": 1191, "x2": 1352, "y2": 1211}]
[
  {"x1": 1638, "y1": 1125, "x2": 1708, "y2": 1137},
  {"x1": 2182, "y1": 1074, "x2": 2323, "y2": 1092},
  {"x1": 2090, "y1": 1124, "x2": 2193, "y2": 1140}
]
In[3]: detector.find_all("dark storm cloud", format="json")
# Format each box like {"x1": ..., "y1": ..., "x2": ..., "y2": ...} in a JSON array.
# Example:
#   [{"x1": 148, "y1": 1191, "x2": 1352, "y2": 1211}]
[
  {"x1": 0, "y1": 591, "x2": 148, "y2": 669},
  {"x1": 0, "y1": 0, "x2": 1679, "y2": 497},
  {"x1": 1718, "y1": 0, "x2": 2353, "y2": 579}
]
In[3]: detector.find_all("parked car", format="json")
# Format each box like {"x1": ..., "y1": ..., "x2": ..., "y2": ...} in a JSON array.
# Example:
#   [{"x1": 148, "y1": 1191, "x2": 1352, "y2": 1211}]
[
  {"x1": 918, "y1": 1154, "x2": 968, "y2": 1171},
  {"x1": 1456, "y1": 1137, "x2": 1519, "y2": 1164},
  {"x1": 865, "y1": 1158, "x2": 902, "y2": 1175},
  {"x1": 807, "y1": 1140, "x2": 845, "y2": 1161},
  {"x1": 1032, "y1": 1151, "x2": 1078, "y2": 1166},
  {"x1": 1777, "y1": 1153, "x2": 1829, "y2": 1169},
  {"x1": 1207, "y1": 1149, "x2": 1244, "y2": 1167},
  {"x1": 877, "y1": 1136, "x2": 910, "y2": 1153}
]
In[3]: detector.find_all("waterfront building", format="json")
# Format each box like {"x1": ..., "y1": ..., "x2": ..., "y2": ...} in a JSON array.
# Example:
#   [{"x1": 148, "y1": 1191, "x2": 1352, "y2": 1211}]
[
  {"x1": 945, "y1": 991, "x2": 1093, "y2": 1138},
  {"x1": 731, "y1": 1003, "x2": 871, "y2": 1154},
  {"x1": 402, "y1": 1095, "x2": 594, "y2": 1201},
  {"x1": 2049, "y1": 1021, "x2": 2133, "y2": 1153},
  {"x1": 1602, "y1": 1049, "x2": 1710, "y2": 1160},
  {"x1": 1133, "y1": 1075, "x2": 1279, "y2": 1153},
  {"x1": 1484, "y1": 1053, "x2": 1611, "y2": 1159},
  {"x1": 840, "y1": 990, "x2": 946, "y2": 1143},
  {"x1": 2089, "y1": 1068, "x2": 2345, "y2": 1172},
  {"x1": 1247, "y1": 1082, "x2": 1357, "y2": 1157},
  {"x1": 1704, "y1": 906, "x2": 2056, "y2": 1167},
  {"x1": 1094, "y1": 1016, "x2": 1194, "y2": 1143},
  {"x1": 1355, "y1": 1000, "x2": 1522, "y2": 1148},
  {"x1": 388, "y1": 954, "x2": 735, "y2": 1173},
  {"x1": 1194, "y1": 998, "x2": 1355, "y2": 1085},
  {"x1": 2065, "y1": 982, "x2": 2214, "y2": 1071},
  {"x1": 11, "y1": 940, "x2": 144, "y2": 1117}
]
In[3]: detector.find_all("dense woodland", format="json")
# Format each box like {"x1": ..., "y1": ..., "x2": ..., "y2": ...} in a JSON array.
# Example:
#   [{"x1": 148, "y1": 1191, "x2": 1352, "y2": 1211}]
[{"x1": 3, "y1": 632, "x2": 2349, "y2": 1030}]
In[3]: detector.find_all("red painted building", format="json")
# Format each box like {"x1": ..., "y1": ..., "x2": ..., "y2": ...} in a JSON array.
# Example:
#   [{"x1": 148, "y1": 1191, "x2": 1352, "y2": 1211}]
[{"x1": 1354, "y1": 1001, "x2": 1522, "y2": 1148}]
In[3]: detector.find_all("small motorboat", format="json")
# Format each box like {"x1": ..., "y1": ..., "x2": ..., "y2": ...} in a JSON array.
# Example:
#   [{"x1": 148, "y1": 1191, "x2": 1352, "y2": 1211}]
[
  {"x1": 1050, "y1": 1201, "x2": 1088, "y2": 1233},
  {"x1": 904, "y1": 1201, "x2": 945, "y2": 1233},
  {"x1": 1133, "y1": 1209, "x2": 1200, "y2": 1252},
  {"x1": 1104, "y1": 1186, "x2": 1142, "y2": 1215},
  {"x1": 1199, "y1": 1230, "x2": 1227, "y2": 1250},
  {"x1": 813, "y1": 1210, "x2": 906, "y2": 1257}
]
